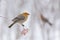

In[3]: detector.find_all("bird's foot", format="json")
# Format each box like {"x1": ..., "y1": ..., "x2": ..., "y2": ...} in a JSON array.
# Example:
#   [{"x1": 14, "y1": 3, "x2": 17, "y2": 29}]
[{"x1": 22, "y1": 24, "x2": 24, "y2": 27}]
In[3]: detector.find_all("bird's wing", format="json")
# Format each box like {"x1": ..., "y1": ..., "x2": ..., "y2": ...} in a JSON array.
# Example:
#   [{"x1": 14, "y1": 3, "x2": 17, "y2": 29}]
[{"x1": 12, "y1": 15, "x2": 25, "y2": 22}]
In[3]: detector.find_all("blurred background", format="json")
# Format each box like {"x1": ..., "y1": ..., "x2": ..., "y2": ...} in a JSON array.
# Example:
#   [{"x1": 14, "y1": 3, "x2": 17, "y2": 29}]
[{"x1": 0, "y1": 0, "x2": 60, "y2": 40}]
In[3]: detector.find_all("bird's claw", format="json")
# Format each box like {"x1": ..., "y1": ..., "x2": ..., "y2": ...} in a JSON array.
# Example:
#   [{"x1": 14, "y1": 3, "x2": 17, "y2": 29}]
[{"x1": 22, "y1": 24, "x2": 24, "y2": 27}]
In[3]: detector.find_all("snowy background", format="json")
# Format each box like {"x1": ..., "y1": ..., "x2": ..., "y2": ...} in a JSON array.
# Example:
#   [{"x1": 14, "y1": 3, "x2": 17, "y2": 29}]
[{"x1": 0, "y1": 0, "x2": 60, "y2": 40}]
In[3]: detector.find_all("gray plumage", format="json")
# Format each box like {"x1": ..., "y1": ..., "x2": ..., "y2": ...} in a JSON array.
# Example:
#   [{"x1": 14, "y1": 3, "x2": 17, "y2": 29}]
[
  {"x1": 9, "y1": 15, "x2": 25, "y2": 28},
  {"x1": 12, "y1": 15, "x2": 25, "y2": 22}
]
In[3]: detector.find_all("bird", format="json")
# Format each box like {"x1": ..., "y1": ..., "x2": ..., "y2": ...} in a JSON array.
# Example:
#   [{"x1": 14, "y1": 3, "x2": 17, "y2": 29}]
[
  {"x1": 40, "y1": 14, "x2": 52, "y2": 26},
  {"x1": 8, "y1": 11, "x2": 30, "y2": 28}
]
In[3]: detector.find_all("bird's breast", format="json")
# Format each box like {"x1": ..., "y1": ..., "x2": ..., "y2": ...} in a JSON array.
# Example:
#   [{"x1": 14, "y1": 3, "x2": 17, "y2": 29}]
[{"x1": 17, "y1": 16, "x2": 28, "y2": 24}]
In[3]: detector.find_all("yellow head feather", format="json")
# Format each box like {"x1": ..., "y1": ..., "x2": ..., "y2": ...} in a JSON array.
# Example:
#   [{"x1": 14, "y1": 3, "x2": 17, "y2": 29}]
[{"x1": 22, "y1": 11, "x2": 30, "y2": 16}]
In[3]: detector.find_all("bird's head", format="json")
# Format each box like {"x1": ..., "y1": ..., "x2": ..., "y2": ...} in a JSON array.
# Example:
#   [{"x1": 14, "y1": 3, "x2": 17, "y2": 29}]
[{"x1": 23, "y1": 11, "x2": 30, "y2": 16}]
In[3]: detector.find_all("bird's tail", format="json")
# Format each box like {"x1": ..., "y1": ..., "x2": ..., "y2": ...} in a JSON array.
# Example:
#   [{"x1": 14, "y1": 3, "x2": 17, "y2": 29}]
[
  {"x1": 48, "y1": 21, "x2": 52, "y2": 26},
  {"x1": 9, "y1": 22, "x2": 16, "y2": 28}
]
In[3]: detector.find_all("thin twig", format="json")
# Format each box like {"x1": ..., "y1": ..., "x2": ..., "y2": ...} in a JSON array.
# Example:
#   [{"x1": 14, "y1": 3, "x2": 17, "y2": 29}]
[{"x1": 0, "y1": 16, "x2": 8, "y2": 19}]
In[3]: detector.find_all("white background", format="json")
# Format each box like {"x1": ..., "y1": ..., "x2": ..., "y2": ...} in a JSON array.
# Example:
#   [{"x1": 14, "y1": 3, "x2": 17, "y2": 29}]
[{"x1": 0, "y1": 0, "x2": 60, "y2": 40}]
